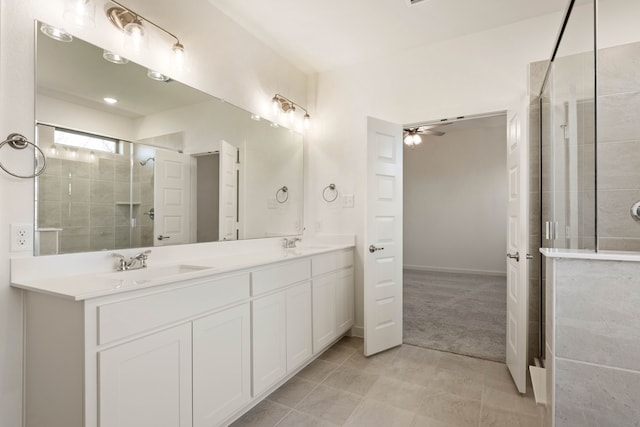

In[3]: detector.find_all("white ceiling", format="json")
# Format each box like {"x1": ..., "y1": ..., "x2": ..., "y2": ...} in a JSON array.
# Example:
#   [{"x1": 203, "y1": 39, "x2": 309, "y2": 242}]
[{"x1": 207, "y1": 0, "x2": 569, "y2": 73}]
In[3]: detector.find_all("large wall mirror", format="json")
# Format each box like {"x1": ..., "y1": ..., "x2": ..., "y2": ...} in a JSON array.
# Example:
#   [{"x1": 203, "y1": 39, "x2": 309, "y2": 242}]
[{"x1": 34, "y1": 21, "x2": 303, "y2": 255}]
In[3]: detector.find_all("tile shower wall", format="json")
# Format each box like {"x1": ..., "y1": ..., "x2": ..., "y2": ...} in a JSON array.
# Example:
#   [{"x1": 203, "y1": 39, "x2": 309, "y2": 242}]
[
  {"x1": 37, "y1": 126, "x2": 154, "y2": 254},
  {"x1": 597, "y1": 41, "x2": 640, "y2": 251},
  {"x1": 547, "y1": 257, "x2": 640, "y2": 426}
]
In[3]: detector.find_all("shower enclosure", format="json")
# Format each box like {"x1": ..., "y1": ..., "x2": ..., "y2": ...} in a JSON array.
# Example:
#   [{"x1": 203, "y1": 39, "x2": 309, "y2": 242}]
[{"x1": 535, "y1": 0, "x2": 640, "y2": 361}]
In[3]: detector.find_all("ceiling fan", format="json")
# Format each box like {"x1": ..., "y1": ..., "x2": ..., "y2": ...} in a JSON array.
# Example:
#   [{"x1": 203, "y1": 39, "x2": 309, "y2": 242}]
[{"x1": 403, "y1": 122, "x2": 451, "y2": 148}]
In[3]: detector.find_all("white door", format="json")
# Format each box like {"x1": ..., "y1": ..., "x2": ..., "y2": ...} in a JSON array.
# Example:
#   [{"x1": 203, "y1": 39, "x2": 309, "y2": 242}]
[
  {"x1": 193, "y1": 303, "x2": 251, "y2": 427},
  {"x1": 252, "y1": 292, "x2": 287, "y2": 396},
  {"x1": 364, "y1": 117, "x2": 403, "y2": 356},
  {"x1": 99, "y1": 324, "x2": 192, "y2": 427},
  {"x1": 286, "y1": 282, "x2": 312, "y2": 372},
  {"x1": 219, "y1": 140, "x2": 238, "y2": 241},
  {"x1": 506, "y1": 103, "x2": 530, "y2": 394},
  {"x1": 154, "y1": 150, "x2": 191, "y2": 245}
]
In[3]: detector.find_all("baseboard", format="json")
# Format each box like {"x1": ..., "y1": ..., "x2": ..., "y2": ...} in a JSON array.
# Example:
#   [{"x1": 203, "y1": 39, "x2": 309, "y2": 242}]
[
  {"x1": 403, "y1": 264, "x2": 506, "y2": 277},
  {"x1": 350, "y1": 325, "x2": 364, "y2": 338}
]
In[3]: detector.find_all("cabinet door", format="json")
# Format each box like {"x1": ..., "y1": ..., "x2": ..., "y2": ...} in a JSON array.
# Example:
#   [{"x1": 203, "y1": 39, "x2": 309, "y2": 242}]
[
  {"x1": 312, "y1": 275, "x2": 337, "y2": 353},
  {"x1": 99, "y1": 324, "x2": 192, "y2": 427},
  {"x1": 336, "y1": 270, "x2": 355, "y2": 336},
  {"x1": 286, "y1": 282, "x2": 312, "y2": 372},
  {"x1": 193, "y1": 303, "x2": 251, "y2": 427},
  {"x1": 252, "y1": 292, "x2": 287, "y2": 396}
]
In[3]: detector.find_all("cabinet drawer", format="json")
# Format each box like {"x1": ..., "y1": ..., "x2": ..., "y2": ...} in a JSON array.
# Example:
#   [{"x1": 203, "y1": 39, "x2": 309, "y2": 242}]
[
  {"x1": 251, "y1": 259, "x2": 310, "y2": 296},
  {"x1": 312, "y1": 249, "x2": 354, "y2": 277},
  {"x1": 98, "y1": 274, "x2": 250, "y2": 345}
]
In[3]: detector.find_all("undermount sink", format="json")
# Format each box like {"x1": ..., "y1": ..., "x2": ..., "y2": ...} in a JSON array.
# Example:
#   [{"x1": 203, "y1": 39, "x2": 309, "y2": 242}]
[{"x1": 101, "y1": 264, "x2": 211, "y2": 284}]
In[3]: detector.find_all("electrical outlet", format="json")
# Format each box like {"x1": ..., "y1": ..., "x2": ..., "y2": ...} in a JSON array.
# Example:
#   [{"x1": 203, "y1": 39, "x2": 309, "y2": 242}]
[{"x1": 11, "y1": 223, "x2": 33, "y2": 252}]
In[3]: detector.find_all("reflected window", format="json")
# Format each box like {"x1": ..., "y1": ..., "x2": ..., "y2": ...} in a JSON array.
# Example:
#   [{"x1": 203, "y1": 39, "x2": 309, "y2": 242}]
[{"x1": 54, "y1": 128, "x2": 119, "y2": 153}]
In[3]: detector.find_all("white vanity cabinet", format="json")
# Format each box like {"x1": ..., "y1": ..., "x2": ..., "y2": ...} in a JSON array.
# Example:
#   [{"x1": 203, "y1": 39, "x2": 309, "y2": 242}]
[
  {"x1": 99, "y1": 323, "x2": 193, "y2": 427},
  {"x1": 250, "y1": 259, "x2": 312, "y2": 395},
  {"x1": 18, "y1": 246, "x2": 354, "y2": 427},
  {"x1": 312, "y1": 250, "x2": 355, "y2": 353}
]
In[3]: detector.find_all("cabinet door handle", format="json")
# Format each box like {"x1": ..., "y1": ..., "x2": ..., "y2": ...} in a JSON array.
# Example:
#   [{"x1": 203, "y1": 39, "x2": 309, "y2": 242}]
[{"x1": 369, "y1": 245, "x2": 384, "y2": 253}]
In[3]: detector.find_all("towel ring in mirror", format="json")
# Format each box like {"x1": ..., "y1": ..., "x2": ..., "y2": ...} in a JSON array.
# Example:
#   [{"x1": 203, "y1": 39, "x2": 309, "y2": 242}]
[
  {"x1": 0, "y1": 133, "x2": 47, "y2": 179},
  {"x1": 276, "y1": 186, "x2": 289, "y2": 203},
  {"x1": 322, "y1": 183, "x2": 338, "y2": 202}
]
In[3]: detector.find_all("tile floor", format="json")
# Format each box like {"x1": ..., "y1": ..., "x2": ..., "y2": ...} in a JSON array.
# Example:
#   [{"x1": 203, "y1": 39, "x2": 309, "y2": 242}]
[
  {"x1": 403, "y1": 270, "x2": 507, "y2": 362},
  {"x1": 231, "y1": 337, "x2": 544, "y2": 427}
]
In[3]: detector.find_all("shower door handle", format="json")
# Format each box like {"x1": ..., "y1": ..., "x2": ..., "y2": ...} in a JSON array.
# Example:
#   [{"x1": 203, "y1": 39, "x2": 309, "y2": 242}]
[{"x1": 507, "y1": 252, "x2": 520, "y2": 262}]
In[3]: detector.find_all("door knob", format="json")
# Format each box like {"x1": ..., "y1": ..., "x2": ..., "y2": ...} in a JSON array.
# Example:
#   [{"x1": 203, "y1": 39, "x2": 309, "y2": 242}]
[
  {"x1": 507, "y1": 252, "x2": 520, "y2": 262},
  {"x1": 369, "y1": 245, "x2": 384, "y2": 253},
  {"x1": 157, "y1": 235, "x2": 170, "y2": 241}
]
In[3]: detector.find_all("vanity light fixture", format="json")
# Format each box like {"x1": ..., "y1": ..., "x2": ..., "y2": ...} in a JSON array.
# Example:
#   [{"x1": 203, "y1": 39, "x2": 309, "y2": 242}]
[
  {"x1": 63, "y1": 0, "x2": 96, "y2": 28},
  {"x1": 271, "y1": 94, "x2": 311, "y2": 129},
  {"x1": 106, "y1": 0, "x2": 186, "y2": 66},
  {"x1": 147, "y1": 69, "x2": 170, "y2": 82},
  {"x1": 103, "y1": 50, "x2": 129, "y2": 64},
  {"x1": 40, "y1": 24, "x2": 73, "y2": 42}
]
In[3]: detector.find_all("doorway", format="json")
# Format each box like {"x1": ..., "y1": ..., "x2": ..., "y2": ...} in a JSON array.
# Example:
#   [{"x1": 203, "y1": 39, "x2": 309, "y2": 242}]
[{"x1": 402, "y1": 114, "x2": 508, "y2": 362}]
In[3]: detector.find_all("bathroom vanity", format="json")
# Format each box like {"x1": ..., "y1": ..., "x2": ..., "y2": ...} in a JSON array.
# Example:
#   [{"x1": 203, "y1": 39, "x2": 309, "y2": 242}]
[{"x1": 12, "y1": 243, "x2": 354, "y2": 427}]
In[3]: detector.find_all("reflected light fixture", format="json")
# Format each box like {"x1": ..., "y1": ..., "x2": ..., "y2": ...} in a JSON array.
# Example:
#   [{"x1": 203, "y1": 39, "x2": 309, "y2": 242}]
[
  {"x1": 271, "y1": 94, "x2": 311, "y2": 129},
  {"x1": 103, "y1": 97, "x2": 118, "y2": 104},
  {"x1": 64, "y1": 0, "x2": 96, "y2": 28},
  {"x1": 250, "y1": 114, "x2": 261, "y2": 121},
  {"x1": 103, "y1": 50, "x2": 129, "y2": 64},
  {"x1": 147, "y1": 69, "x2": 170, "y2": 82},
  {"x1": 40, "y1": 23, "x2": 73, "y2": 42},
  {"x1": 106, "y1": 0, "x2": 186, "y2": 66}
]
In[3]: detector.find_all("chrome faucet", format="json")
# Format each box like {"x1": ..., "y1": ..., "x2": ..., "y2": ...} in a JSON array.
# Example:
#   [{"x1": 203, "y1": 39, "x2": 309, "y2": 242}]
[
  {"x1": 282, "y1": 237, "x2": 302, "y2": 249},
  {"x1": 112, "y1": 250, "x2": 152, "y2": 271}
]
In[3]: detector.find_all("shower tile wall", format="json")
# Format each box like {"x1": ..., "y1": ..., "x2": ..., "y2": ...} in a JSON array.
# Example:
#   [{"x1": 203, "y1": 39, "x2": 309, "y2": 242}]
[
  {"x1": 37, "y1": 128, "x2": 154, "y2": 254},
  {"x1": 597, "y1": 41, "x2": 640, "y2": 251}
]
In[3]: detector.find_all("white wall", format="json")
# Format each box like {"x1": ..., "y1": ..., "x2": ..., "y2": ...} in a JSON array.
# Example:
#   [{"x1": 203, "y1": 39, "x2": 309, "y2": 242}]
[
  {"x1": 403, "y1": 119, "x2": 507, "y2": 275},
  {"x1": 0, "y1": 1, "x2": 307, "y2": 426},
  {"x1": 305, "y1": 11, "x2": 570, "y2": 334}
]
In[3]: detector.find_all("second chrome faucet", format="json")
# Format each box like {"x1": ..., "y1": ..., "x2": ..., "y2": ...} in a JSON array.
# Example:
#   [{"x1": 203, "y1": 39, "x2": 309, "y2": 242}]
[{"x1": 112, "y1": 250, "x2": 151, "y2": 271}]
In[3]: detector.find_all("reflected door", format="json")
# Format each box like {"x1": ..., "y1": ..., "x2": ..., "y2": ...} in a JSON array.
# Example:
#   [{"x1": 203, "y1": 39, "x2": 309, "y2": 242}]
[
  {"x1": 154, "y1": 150, "x2": 191, "y2": 245},
  {"x1": 219, "y1": 140, "x2": 238, "y2": 241}
]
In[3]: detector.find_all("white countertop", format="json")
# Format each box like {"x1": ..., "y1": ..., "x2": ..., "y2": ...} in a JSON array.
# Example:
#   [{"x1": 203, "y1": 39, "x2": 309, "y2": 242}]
[
  {"x1": 540, "y1": 248, "x2": 640, "y2": 262},
  {"x1": 11, "y1": 242, "x2": 354, "y2": 301}
]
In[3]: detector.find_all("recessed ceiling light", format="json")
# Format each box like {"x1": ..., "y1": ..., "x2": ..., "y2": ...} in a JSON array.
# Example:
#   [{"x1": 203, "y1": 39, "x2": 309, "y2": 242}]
[
  {"x1": 270, "y1": 122, "x2": 279, "y2": 128},
  {"x1": 147, "y1": 69, "x2": 169, "y2": 82},
  {"x1": 40, "y1": 24, "x2": 73, "y2": 42},
  {"x1": 103, "y1": 50, "x2": 129, "y2": 64},
  {"x1": 103, "y1": 97, "x2": 118, "y2": 104},
  {"x1": 250, "y1": 114, "x2": 261, "y2": 121}
]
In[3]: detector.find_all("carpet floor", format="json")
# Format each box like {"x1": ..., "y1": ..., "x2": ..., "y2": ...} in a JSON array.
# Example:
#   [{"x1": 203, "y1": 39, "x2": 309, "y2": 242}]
[{"x1": 403, "y1": 269, "x2": 507, "y2": 362}]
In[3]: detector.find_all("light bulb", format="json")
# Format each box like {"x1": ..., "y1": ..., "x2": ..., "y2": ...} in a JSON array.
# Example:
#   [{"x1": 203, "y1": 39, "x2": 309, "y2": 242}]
[
  {"x1": 303, "y1": 114, "x2": 311, "y2": 129},
  {"x1": 404, "y1": 135, "x2": 413, "y2": 145},
  {"x1": 64, "y1": 0, "x2": 96, "y2": 28},
  {"x1": 172, "y1": 42, "x2": 186, "y2": 69},
  {"x1": 147, "y1": 69, "x2": 169, "y2": 82},
  {"x1": 272, "y1": 97, "x2": 280, "y2": 114},
  {"x1": 124, "y1": 21, "x2": 146, "y2": 52},
  {"x1": 287, "y1": 106, "x2": 296, "y2": 124},
  {"x1": 412, "y1": 134, "x2": 422, "y2": 145}
]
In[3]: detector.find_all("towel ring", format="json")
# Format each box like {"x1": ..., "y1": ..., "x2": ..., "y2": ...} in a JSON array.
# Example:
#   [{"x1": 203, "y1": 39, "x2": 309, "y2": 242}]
[
  {"x1": 276, "y1": 186, "x2": 289, "y2": 203},
  {"x1": 322, "y1": 183, "x2": 338, "y2": 202},
  {"x1": 0, "y1": 133, "x2": 47, "y2": 179}
]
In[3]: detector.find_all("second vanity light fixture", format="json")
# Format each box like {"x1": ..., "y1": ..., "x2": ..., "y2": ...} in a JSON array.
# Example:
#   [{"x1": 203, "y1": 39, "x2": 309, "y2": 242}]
[
  {"x1": 272, "y1": 94, "x2": 311, "y2": 129},
  {"x1": 105, "y1": 0, "x2": 186, "y2": 68}
]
